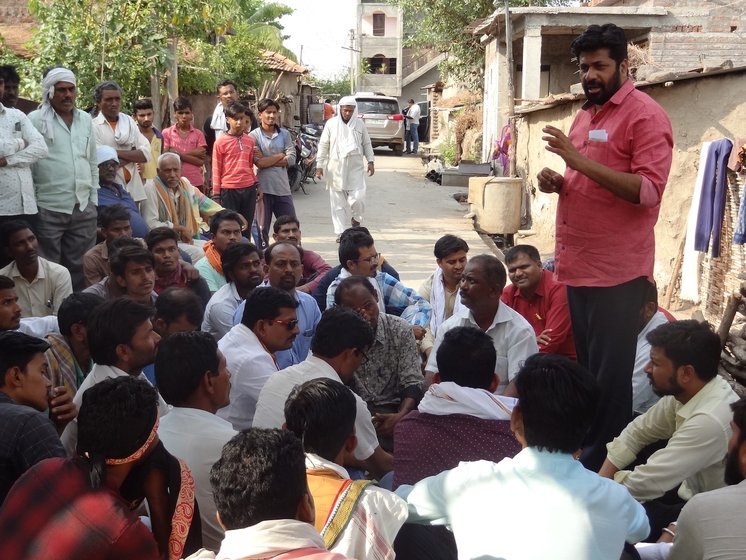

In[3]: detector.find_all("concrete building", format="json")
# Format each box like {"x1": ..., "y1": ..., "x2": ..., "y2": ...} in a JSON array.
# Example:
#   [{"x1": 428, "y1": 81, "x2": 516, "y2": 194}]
[{"x1": 474, "y1": 1, "x2": 746, "y2": 161}]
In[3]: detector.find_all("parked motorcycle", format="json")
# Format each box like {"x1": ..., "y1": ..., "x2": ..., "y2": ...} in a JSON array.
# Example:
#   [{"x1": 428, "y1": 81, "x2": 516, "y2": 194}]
[{"x1": 288, "y1": 125, "x2": 320, "y2": 194}]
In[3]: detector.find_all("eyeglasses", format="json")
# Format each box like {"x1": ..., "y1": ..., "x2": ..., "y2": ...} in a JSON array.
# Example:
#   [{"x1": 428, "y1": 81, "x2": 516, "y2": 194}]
[
  {"x1": 269, "y1": 318, "x2": 299, "y2": 330},
  {"x1": 356, "y1": 253, "x2": 380, "y2": 264}
]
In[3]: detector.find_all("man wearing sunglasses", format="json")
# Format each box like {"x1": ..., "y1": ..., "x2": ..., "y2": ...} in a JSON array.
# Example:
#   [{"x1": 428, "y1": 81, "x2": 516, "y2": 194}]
[{"x1": 218, "y1": 286, "x2": 299, "y2": 431}]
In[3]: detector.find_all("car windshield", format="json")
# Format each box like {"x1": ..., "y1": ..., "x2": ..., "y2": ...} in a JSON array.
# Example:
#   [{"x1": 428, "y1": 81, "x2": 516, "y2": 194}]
[{"x1": 357, "y1": 100, "x2": 399, "y2": 115}]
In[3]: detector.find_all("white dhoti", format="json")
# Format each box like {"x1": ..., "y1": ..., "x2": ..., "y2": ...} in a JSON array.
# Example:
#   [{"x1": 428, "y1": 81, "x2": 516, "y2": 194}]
[{"x1": 330, "y1": 188, "x2": 366, "y2": 234}]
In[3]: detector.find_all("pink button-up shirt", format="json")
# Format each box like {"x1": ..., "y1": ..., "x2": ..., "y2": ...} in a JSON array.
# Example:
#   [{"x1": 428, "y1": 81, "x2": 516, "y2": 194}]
[
  {"x1": 555, "y1": 79, "x2": 673, "y2": 287},
  {"x1": 162, "y1": 124, "x2": 207, "y2": 187}
]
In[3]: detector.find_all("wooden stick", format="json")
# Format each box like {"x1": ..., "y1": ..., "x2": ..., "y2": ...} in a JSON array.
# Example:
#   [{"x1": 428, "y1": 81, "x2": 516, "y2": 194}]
[
  {"x1": 718, "y1": 293, "x2": 742, "y2": 349},
  {"x1": 664, "y1": 234, "x2": 686, "y2": 309}
]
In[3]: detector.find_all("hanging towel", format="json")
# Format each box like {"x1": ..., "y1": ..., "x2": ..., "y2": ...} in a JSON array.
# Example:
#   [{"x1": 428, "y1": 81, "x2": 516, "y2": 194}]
[{"x1": 680, "y1": 142, "x2": 711, "y2": 303}]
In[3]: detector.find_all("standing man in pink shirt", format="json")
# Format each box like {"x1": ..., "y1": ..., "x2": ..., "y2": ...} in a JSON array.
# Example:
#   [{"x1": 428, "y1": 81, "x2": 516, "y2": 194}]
[
  {"x1": 537, "y1": 23, "x2": 673, "y2": 470},
  {"x1": 162, "y1": 97, "x2": 207, "y2": 193}
]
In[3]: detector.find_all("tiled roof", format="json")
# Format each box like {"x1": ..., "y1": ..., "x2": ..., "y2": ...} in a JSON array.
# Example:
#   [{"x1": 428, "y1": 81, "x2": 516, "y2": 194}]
[
  {"x1": 0, "y1": 23, "x2": 34, "y2": 58},
  {"x1": 261, "y1": 49, "x2": 307, "y2": 74}
]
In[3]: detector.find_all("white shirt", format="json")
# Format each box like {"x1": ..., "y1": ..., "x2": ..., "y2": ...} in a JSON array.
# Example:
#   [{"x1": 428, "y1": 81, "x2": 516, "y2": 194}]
[
  {"x1": 159, "y1": 407, "x2": 237, "y2": 553},
  {"x1": 202, "y1": 282, "x2": 242, "y2": 340},
  {"x1": 0, "y1": 257, "x2": 72, "y2": 317},
  {"x1": 407, "y1": 103, "x2": 421, "y2": 126},
  {"x1": 398, "y1": 447, "x2": 650, "y2": 560},
  {"x1": 633, "y1": 311, "x2": 669, "y2": 414},
  {"x1": 61, "y1": 363, "x2": 169, "y2": 454},
  {"x1": 305, "y1": 452, "x2": 407, "y2": 560},
  {"x1": 253, "y1": 354, "x2": 378, "y2": 461},
  {"x1": 425, "y1": 304, "x2": 538, "y2": 392},
  {"x1": 0, "y1": 103, "x2": 47, "y2": 216},
  {"x1": 217, "y1": 324, "x2": 278, "y2": 430}
]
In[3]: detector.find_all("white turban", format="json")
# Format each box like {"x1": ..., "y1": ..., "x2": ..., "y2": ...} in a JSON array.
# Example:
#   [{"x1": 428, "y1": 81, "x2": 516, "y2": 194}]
[
  {"x1": 96, "y1": 145, "x2": 119, "y2": 165},
  {"x1": 38, "y1": 67, "x2": 77, "y2": 141},
  {"x1": 338, "y1": 96, "x2": 356, "y2": 107}
]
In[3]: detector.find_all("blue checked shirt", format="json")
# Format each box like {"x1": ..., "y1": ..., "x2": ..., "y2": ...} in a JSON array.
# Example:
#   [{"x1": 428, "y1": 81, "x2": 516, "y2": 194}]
[{"x1": 327, "y1": 269, "x2": 432, "y2": 327}]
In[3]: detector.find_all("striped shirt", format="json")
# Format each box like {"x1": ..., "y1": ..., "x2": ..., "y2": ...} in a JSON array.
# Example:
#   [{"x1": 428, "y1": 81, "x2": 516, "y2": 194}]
[{"x1": 211, "y1": 132, "x2": 257, "y2": 193}]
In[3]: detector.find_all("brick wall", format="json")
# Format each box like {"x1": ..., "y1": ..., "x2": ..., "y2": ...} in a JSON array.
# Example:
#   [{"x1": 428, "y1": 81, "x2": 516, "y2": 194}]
[
  {"x1": 649, "y1": 33, "x2": 746, "y2": 71},
  {"x1": 0, "y1": 0, "x2": 32, "y2": 24}
]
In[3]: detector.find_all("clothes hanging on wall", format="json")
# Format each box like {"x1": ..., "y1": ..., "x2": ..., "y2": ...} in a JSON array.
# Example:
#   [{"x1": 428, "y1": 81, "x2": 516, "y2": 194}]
[
  {"x1": 680, "y1": 142, "x2": 711, "y2": 303},
  {"x1": 694, "y1": 138, "x2": 733, "y2": 258}
]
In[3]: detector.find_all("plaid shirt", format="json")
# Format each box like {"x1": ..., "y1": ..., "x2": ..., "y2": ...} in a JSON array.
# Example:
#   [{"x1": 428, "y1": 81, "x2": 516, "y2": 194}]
[
  {"x1": 0, "y1": 457, "x2": 160, "y2": 560},
  {"x1": 0, "y1": 392, "x2": 65, "y2": 504},
  {"x1": 327, "y1": 271, "x2": 432, "y2": 327}
]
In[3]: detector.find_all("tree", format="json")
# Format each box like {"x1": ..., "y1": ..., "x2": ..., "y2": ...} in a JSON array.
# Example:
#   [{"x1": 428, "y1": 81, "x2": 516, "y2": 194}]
[
  {"x1": 390, "y1": 0, "x2": 572, "y2": 89},
  {"x1": 313, "y1": 71, "x2": 353, "y2": 100}
]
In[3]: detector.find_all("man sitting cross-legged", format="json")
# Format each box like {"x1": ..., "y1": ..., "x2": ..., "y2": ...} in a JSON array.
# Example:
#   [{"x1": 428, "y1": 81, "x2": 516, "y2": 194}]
[
  {"x1": 202, "y1": 242, "x2": 263, "y2": 340},
  {"x1": 0, "y1": 332, "x2": 71, "y2": 504},
  {"x1": 334, "y1": 276, "x2": 423, "y2": 448},
  {"x1": 254, "y1": 307, "x2": 392, "y2": 479},
  {"x1": 272, "y1": 215, "x2": 331, "y2": 295},
  {"x1": 156, "y1": 331, "x2": 236, "y2": 552},
  {"x1": 45, "y1": 292, "x2": 105, "y2": 396},
  {"x1": 218, "y1": 287, "x2": 299, "y2": 430},
  {"x1": 599, "y1": 320, "x2": 740, "y2": 541},
  {"x1": 146, "y1": 227, "x2": 210, "y2": 308},
  {"x1": 501, "y1": 244, "x2": 576, "y2": 359},
  {"x1": 326, "y1": 229, "x2": 431, "y2": 341},
  {"x1": 285, "y1": 378, "x2": 408, "y2": 560},
  {"x1": 209, "y1": 428, "x2": 352, "y2": 560},
  {"x1": 425, "y1": 254, "x2": 538, "y2": 397},
  {"x1": 418, "y1": 234, "x2": 469, "y2": 359},
  {"x1": 398, "y1": 353, "x2": 650, "y2": 560}
]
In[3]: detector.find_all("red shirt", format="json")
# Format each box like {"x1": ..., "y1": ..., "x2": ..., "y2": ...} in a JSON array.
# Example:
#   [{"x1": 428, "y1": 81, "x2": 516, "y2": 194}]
[
  {"x1": 0, "y1": 457, "x2": 160, "y2": 560},
  {"x1": 212, "y1": 132, "x2": 257, "y2": 193},
  {"x1": 555, "y1": 79, "x2": 673, "y2": 287},
  {"x1": 501, "y1": 269, "x2": 576, "y2": 360},
  {"x1": 162, "y1": 124, "x2": 207, "y2": 187}
]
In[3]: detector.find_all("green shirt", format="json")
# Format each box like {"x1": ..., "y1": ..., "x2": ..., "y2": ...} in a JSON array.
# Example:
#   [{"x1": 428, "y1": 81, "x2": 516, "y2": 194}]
[
  {"x1": 195, "y1": 257, "x2": 226, "y2": 293},
  {"x1": 28, "y1": 108, "x2": 98, "y2": 214}
]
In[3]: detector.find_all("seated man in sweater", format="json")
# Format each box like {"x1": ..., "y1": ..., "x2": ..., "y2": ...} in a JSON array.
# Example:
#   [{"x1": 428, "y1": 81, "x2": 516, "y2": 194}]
[
  {"x1": 209, "y1": 428, "x2": 351, "y2": 560},
  {"x1": 600, "y1": 320, "x2": 739, "y2": 541},
  {"x1": 398, "y1": 353, "x2": 650, "y2": 560},
  {"x1": 285, "y1": 378, "x2": 407, "y2": 559}
]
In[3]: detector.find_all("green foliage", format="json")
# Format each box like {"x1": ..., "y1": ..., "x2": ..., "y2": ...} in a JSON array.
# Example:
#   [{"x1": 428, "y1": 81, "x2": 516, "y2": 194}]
[
  {"x1": 390, "y1": 0, "x2": 572, "y2": 89},
  {"x1": 440, "y1": 129, "x2": 457, "y2": 167},
  {"x1": 21, "y1": 0, "x2": 292, "y2": 106},
  {"x1": 313, "y1": 71, "x2": 352, "y2": 99}
]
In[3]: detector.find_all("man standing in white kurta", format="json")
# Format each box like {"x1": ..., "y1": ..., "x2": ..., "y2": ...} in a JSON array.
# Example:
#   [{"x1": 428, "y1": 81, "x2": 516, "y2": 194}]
[{"x1": 315, "y1": 97, "x2": 374, "y2": 236}]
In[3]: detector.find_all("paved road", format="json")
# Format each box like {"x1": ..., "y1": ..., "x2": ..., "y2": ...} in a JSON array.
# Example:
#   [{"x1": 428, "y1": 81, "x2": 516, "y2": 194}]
[{"x1": 289, "y1": 150, "x2": 491, "y2": 288}]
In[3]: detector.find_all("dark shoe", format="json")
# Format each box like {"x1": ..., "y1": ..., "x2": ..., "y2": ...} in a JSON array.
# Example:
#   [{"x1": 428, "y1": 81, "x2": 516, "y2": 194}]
[{"x1": 351, "y1": 218, "x2": 360, "y2": 227}]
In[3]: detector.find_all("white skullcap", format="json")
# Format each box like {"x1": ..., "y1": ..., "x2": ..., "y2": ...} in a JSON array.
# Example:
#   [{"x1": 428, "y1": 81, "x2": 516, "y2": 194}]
[
  {"x1": 96, "y1": 146, "x2": 119, "y2": 165},
  {"x1": 338, "y1": 96, "x2": 357, "y2": 107}
]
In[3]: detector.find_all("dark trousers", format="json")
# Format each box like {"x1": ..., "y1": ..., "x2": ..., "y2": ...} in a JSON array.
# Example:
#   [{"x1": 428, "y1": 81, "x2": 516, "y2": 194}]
[
  {"x1": 220, "y1": 185, "x2": 257, "y2": 236},
  {"x1": 261, "y1": 193, "x2": 296, "y2": 246},
  {"x1": 567, "y1": 277, "x2": 650, "y2": 471},
  {"x1": 0, "y1": 213, "x2": 39, "y2": 269},
  {"x1": 394, "y1": 524, "x2": 457, "y2": 560},
  {"x1": 643, "y1": 488, "x2": 686, "y2": 542}
]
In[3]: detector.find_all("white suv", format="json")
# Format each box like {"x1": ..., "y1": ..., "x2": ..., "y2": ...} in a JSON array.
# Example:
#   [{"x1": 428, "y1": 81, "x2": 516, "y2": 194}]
[{"x1": 354, "y1": 93, "x2": 405, "y2": 156}]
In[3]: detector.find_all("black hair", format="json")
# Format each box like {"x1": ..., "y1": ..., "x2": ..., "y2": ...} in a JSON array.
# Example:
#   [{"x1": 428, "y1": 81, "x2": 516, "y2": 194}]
[
  {"x1": 0, "y1": 219, "x2": 34, "y2": 248},
  {"x1": 731, "y1": 398, "x2": 746, "y2": 449},
  {"x1": 310, "y1": 306, "x2": 374, "y2": 358},
  {"x1": 57, "y1": 292, "x2": 105, "y2": 337},
  {"x1": 155, "y1": 331, "x2": 219, "y2": 406},
  {"x1": 257, "y1": 98, "x2": 280, "y2": 113},
  {"x1": 93, "y1": 80, "x2": 122, "y2": 104},
  {"x1": 285, "y1": 378, "x2": 356, "y2": 461},
  {"x1": 515, "y1": 353, "x2": 600, "y2": 454},
  {"x1": 77, "y1": 376, "x2": 159, "y2": 489},
  {"x1": 468, "y1": 254, "x2": 507, "y2": 291},
  {"x1": 98, "y1": 204, "x2": 131, "y2": 229},
  {"x1": 433, "y1": 234, "x2": 469, "y2": 259},
  {"x1": 132, "y1": 98, "x2": 153, "y2": 113},
  {"x1": 436, "y1": 327, "x2": 496, "y2": 389},
  {"x1": 216, "y1": 79, "x2": 237, "y2": 93},
  {"x1": 145, "y1": 227, "x2": 179, "y2": 251},
  {"x1": 273, "y1": 215, "x2": 300, "y2": 234},
  {"x1": 570, "y1": 23, "x2": 628, "y2": 65},
  {"x1": 154, "y1": 287, "x2": 203, "y2": 329},
  {"x1": 210, "y1": 428, "x2": 307, "y2": 530},
  {"x1": 209, "y1": 209, "x2": 243, "y2": 237},
  {"x1": 110, "y1": 246, "x2": 154, "y2": 278},
  {"x1": 221, "y1": 242, "x2": 260, "y2": 283},
  {"x1": 0, "y1": 331, "x2": 50, "y2": 388},
  {"x1": 173, "y1": 96, "x2": 192, "y2": 111},
  {"x1": 264, "y1": 241, "x2": 303, "y2": 266},
  {"x1": 646, "y1": 320, "x2": 721, "y2": 382},
  {"x1": 241, "y1": 286, "x2": 297, "y2": 330},
  {"x1": 87, "y1": 297, "x2": 154, "y2": 366},
  {"x1": 108, "y1": 236, "x2": 142, "y2": 256},
  {"x1": 0, "y1": 275, "x2": 14, "y2": 290},
  {"x1": 504, "y1": 244, "x2": 541, "y2": 265},
  {"x1": 333, "y1": 275, "x2": 376, "y2": 307},
  {"x1": 338, "y1": 231, "x2": 375, "y2": 267},
  {"x1": 225, "y1": 102, "x2": 247, "y2": 120},
  {"x1": 0, "y1": 65, "x2": 20, "y2": 84}
]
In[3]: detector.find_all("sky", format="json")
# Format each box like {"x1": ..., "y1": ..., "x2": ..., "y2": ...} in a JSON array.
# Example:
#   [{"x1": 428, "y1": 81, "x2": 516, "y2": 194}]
[{"x1": 279, "y1": 0, "x2": 357, "y2": 79}]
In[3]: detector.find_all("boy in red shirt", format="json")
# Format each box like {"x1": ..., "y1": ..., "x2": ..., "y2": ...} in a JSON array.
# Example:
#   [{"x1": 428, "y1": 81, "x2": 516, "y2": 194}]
[
  {"x1": 162, "y1": 96, "x2": 207, "y2": 192},
  {"x1": 212, "y1": 102, "x2": 259, "y2": 232}
]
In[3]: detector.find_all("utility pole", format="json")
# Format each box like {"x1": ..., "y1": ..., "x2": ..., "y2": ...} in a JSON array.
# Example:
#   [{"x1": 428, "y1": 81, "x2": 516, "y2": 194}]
[
  {"x1": 341, "y1": 29, "x2": 361, "y2": 94},
  {"x1": 504, "y1": 0, "x2": 516, "y2": 178}
]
